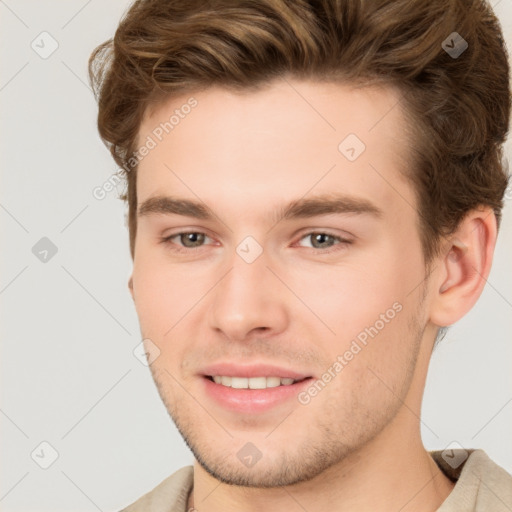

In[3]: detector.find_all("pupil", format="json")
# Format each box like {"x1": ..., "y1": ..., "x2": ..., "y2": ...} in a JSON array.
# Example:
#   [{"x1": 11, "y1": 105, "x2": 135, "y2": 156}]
[
  {"x1": 313, "y1": 233, "x2": 331, "y2": 248},
  {"x1": 183, "y1": 233, "x2": 204, "y2": 247}
]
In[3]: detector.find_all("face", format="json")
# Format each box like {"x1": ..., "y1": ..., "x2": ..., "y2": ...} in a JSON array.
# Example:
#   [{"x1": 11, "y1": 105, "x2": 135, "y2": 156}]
[{"x1": 130, "y1": 78, "x2": 431, "y2": 487}]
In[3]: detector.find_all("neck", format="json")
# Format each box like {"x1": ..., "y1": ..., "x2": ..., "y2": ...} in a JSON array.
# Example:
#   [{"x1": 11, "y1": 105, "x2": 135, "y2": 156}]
[{"x1": 188, "y1": 419, "x2": 454, "y2": 512}]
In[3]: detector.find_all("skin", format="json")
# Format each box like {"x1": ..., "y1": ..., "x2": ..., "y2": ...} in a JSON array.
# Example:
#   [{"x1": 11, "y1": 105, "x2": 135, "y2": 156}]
[{"x1": 128, "y1": 78, "x2": 497, "y2": 512}]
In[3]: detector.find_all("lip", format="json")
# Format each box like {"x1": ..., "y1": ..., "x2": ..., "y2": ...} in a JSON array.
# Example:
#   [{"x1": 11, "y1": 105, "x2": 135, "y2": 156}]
[
  {"x1": 198, "y1": 362, "x2": 312, "y2": 380},
  {"x1": 201, "y1": 374, "x2": 314, "y2": 414}
]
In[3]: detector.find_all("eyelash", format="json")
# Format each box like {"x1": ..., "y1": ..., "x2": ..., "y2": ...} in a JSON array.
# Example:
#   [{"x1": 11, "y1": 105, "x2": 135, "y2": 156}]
[{"x1": 160, "y1": 230, "x2": 353, "y2": 255}]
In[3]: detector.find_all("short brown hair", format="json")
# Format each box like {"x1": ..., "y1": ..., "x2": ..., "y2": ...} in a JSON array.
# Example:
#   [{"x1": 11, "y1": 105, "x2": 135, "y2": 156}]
[{"x1": 89, "y1": 0, "x2": 510, "y2": 262}]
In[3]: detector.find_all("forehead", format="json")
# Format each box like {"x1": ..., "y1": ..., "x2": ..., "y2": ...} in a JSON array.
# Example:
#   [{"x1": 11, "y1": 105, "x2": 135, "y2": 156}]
[{"x1": 135, "y1": 79, "x2": 415, "y2": 219}]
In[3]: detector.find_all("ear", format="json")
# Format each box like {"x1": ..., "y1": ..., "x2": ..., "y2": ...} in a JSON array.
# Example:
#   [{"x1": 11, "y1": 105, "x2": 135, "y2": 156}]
[
  {"x1": 429, "y1": 207, "x2": 498, "y2": 327},
  {"x1": 128, "y1": 275, "x2": 134, "y2": 300}
]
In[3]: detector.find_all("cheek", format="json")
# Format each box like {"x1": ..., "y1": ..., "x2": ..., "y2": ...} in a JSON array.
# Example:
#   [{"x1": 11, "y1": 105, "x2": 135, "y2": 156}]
[
  {"x1": 132, "y1": 260, "x2": 198, "y2": 381},
  {"x1": 284, "y1": 256, "x2": 413, "y2": 342},
  {"x1": 131, "y1": 247, "x2": 208, "y2": 331},
  {"x1": 132, "y1": 265, "x2": 171, "y2": 339},
  {"x1": 303, "y1": 296, "x2": 420, "y2": 430},
  {"x1": 286, "y1": 240, "x2": 424, "y2": 382}
]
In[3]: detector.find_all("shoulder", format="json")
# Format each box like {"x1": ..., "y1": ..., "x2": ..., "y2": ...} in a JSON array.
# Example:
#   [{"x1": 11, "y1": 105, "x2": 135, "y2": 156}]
[
  {"x1": 433, "y1": 449, "x2": 512, "y2": 512},
  {"x1": 119, "y1": 465, "x2": 194, "y2": 512}
]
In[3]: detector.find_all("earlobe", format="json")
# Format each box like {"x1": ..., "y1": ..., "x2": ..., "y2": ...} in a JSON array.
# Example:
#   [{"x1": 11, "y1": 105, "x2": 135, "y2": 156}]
[{"x1": 430, "y1": 209, "x2": 497, "y2": 327}]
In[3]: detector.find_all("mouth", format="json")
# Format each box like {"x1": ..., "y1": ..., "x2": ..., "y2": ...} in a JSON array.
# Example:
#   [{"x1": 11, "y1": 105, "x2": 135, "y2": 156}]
[
  {"x1": 204, "y1": 375, "x2": 311, "y2": 389},
  {"x1": 201, "y1": 374, "x2": 314, "y2": 414}
]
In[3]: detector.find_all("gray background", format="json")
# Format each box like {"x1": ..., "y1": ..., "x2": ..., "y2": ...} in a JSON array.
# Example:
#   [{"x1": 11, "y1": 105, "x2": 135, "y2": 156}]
[{"x1": 1, "y1": 1, "x2": 511, "y2": 511}]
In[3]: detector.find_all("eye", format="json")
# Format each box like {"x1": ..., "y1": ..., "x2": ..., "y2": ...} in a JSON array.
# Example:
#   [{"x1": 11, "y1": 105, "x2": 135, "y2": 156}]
[
  {"x1": 162, "y1": 232, "x2": 213, "y2": 249},
  {"x1": 297, "y1": 232, "x2": 352, "y2": 251},
  {"x1": 160, "y1": 230, "x2": 352, "y2": 254}
]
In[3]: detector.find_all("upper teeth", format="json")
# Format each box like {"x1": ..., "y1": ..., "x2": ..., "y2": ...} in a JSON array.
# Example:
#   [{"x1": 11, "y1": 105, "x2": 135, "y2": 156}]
[{"x1": 211, "y1": 376, "x2": 297, "y2": 389}]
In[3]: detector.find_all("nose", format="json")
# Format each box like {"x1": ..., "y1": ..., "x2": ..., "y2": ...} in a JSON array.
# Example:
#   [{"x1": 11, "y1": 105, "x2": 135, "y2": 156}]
[{"x1": 208, "y1": 250, "x2": 289, "y2": 341}]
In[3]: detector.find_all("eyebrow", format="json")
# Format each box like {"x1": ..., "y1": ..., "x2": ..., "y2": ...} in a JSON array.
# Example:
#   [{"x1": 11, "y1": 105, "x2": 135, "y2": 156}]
[{"x1": 137, "y1": 194, "x2": 383, "y2": 223}]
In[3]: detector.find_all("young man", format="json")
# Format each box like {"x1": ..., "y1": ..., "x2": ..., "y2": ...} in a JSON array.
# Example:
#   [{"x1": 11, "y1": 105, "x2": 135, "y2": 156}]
[{"x1": 89, "y1": 0, "x2": 512, "y2": 510}]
